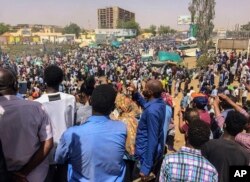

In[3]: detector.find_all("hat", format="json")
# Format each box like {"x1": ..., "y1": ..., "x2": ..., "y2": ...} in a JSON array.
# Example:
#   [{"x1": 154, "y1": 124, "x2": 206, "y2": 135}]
[
  {"x1": 193, "y1": 96, "x2": 208, "y2": 109},
  {"x1": 191, "y1": 92, "x2": 206, "y2": 98}
]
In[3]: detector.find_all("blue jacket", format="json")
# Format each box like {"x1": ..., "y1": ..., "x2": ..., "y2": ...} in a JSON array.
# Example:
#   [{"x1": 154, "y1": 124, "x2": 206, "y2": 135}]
[{"x1": 133, "y1": 92, "x2": 166, "y2": 175}]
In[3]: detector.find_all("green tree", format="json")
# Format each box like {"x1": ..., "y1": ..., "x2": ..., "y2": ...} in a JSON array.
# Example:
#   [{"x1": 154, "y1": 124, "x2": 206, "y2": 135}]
[
  {"x1": 189, "y1": 0, "x2": 216, "y2": 53},
  {"x1": 142, "y1": 25, "x2": 157, "y2": 35},
  {"x1": 63, "y1": 23, "x2": 81, "y2": 38},
  {"x1": 0, "y1": 23, "x2": 10, "y2": 35},
  {"x1": 158, "y1": 25, "x2": 176, "y2": 35},
  {"x1": 241, "y1": 22, "x2": 250, "y2": 31},
  {"x1": 117, "y1": 19, "x2": 141, "y2": 35},
  {"x1": 149, "y1": 25, "x2": 157, "y2": 35}
]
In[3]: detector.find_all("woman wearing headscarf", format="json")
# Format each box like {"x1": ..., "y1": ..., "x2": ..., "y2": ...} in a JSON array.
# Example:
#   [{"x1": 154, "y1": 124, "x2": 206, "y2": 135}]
[{"x1": 112, "y1": 93, "x2": 141, "y2": 182}]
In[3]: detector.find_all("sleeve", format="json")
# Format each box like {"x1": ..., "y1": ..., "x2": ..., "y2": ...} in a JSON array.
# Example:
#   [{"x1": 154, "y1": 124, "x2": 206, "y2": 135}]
[
  {"x1": 214, "y1": 115, "x2": 225, "y2": 129},
  {"x1": 235, "y1": 133, "x2": 250, "y2": 152},
  {"x1": 133, "y1": 92, "x2": 147, "y2": 110},
  {"x1": 140, "y1": 112, "x2": 160, "y2": 175},
  {"x1": 54, "y1": 132, "x2": 70, "y2": 164},
  {"x1": 239, "y1": 108, "x2": 250, "y2": 119},
  {"x1": 159, "y1": 158, "x2": 168, "y2": 182},
  {"x1": 213, "y1": 170, "x2": 219, "y2": 182},
  {"x1": 38, "y1": 105, "x2": 53, "y2": 142}
]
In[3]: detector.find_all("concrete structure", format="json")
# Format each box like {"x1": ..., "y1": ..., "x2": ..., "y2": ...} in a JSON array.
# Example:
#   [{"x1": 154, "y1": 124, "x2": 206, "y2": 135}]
[
  {"x1": 98, "y1": 6, "x2": 135, "y2": 29},
  {"x1": 0, "y1": 28, "x2": 75, "y2": 44}
]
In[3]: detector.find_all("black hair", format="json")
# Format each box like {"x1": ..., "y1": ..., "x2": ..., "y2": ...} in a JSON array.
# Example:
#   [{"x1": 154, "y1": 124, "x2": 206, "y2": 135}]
[
  {"x1": 184, "y1": 108, "x2": 199, "y2": 124},
  {"x1": 91, "y1": 84, "x2": 117, "y2": 115},
  {"x1": 44, "y1": 65, "x2": 63, "y2": 88},
  {"x1": 224, "y1": 110, "x2": 247, "y2": 136},
  {"x1": 0, "y1": 68, "x2": 18, "y2": 93},
  {"x1": 188, "y1": 119, "x2": 210, "y2": 149},
  {"x1": 80, "y1": 76, "x2": 95, "y2": 96},
  {"x1": 148, "y1": 81, "x2": 163, "y2": 98}
]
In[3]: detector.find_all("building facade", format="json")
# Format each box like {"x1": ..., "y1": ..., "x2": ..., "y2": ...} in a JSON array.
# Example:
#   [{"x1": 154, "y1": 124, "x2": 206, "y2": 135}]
[{"x1": 98, "y1": 6, "x2": 135, "y2": 29}]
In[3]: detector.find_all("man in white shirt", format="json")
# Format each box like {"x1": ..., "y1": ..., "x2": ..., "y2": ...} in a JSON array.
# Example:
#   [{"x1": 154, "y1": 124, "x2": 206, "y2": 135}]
[{"x1": 35, "y1": 65, "x2": 76, "y2": 182}]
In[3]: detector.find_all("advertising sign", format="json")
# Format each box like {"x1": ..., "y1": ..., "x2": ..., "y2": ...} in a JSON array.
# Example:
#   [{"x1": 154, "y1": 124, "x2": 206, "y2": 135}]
[
  {"x1": 178, "y1": 15, "x2": 197, "y2": 25},
  {"x1": 95, "y1": 29, "x2": 137, "y2": 37}
]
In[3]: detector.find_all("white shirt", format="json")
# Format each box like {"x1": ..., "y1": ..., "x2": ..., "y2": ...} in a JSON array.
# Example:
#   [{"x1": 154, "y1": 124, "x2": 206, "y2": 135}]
[
  {"x1": 35, "y1": 92, "x2": 76, "y2": 163},
  {"x1": 242, "y1": 89, "x2": 248, "y2": 97},
  {"x1": 233, "y1": 89, "x2": 239, "y2": 97}
]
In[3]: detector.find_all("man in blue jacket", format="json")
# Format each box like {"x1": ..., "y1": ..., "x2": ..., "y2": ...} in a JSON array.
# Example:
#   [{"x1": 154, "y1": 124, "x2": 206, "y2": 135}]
[{"x1": 129, "y1": 80, "x2": 166, "y2": 181}]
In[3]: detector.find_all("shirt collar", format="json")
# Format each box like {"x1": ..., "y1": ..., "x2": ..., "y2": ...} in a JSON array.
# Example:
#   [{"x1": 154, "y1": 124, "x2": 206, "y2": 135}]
[
  {"x1": 180, "y1": 146, "x2": 202, "y2": 155},
  {"x1": 144, "y1": 98, "x2": 164, "y2": 109},
  {"x1": 87, "y1": 115, "x2": 110, "y2": 122}
]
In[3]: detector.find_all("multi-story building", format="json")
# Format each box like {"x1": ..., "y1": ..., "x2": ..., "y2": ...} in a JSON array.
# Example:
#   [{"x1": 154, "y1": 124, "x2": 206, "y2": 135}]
[{"x1": 98, "y1": 6, "x2": 135, "y2": 29}]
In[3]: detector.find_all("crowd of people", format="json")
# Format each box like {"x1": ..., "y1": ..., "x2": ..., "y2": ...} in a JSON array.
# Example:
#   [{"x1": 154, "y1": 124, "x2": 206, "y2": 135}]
[{"x1": 0, "y1": 37, "x2": 249, "y2": 182}]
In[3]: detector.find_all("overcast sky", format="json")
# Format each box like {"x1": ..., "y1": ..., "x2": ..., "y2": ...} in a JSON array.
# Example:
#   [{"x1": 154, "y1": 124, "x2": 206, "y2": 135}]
[{"x1": 0, "y1": 0, "x2": 249, "y2": 30}]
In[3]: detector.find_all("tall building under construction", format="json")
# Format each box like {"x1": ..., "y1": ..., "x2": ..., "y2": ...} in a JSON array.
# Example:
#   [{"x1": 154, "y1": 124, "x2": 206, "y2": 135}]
[{"x1": 97, "y1": 6, "x2": 135, "y2": 29}]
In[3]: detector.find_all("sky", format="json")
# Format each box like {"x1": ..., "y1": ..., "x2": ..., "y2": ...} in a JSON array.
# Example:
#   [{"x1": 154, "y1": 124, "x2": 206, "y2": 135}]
[{"x1": 0, "y1": 0, "x2": 249, "y2": 30}]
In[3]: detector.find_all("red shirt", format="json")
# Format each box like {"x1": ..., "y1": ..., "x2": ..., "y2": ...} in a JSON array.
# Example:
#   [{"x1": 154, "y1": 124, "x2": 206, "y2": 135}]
[{"x1": 198, "y1": 110, "x2": 211, "y2": 126}]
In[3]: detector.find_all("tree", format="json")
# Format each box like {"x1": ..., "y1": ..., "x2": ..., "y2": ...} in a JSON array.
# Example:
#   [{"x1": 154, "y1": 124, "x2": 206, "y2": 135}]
[
  {"x1": 149, "y1": 25, "x2": 157, "y2": 35},
  {"x1": 117, "y1": 19, "x2": 141, "y2": 35},
  {"x1": 157, "y1": 25, "x2": 176, "y2": 35},
  {"x1": 241, "y1": 22, "x2": 250, "y2": 31},
  {"x1": 63, "y1": 23, "x2": 81, "y2": 38},
  {"x1": 189, "y1": 0, "x2": 216, "y2": 53},
  {"x1": 0, "y1": 23, "x2": 10, "y2": 35},
  {"x1": 142, "y1": 25, "x2": 157, "y2": 35}
]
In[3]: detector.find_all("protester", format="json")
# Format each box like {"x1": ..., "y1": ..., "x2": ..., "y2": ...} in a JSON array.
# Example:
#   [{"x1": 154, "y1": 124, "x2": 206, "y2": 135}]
[
  {"x1": 201, "y1": 110, "x2": 249, "y2": 182},
  {"x1": 160, "y1": 119, "x2": 218, "y2": 182},
  {"x1": 35, "y1": 65, "x2": 76, "y2": 182},
  {"x1": 129, "y1": 80, "x2": 166, "y2": 181},
  {"x1": 76, "y1": 76, "x2": 95, "y2": 124},
  {"x1": 0, "y1": 68, "x2": 53, "y2": 182},
  {"x1": 1, "y1": 36, "x2": 250, "y2": 182},
  {"x1": 113, "y1": 93, "x2": 140, "y2": 181},
  {"x1": 178, "y1": 108, "x2": 200, "y2": 143},
  {"x1": 55, "y1": 84, "x2": 127, "y2": 181},
  {"x1": 212, "y1": 94, "x2": 250, "y2": 151}
]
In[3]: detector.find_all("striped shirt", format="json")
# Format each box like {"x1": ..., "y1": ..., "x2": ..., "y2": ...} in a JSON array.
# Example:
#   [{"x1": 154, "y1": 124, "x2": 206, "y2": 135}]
[{"x1": 160, "y1": 147, "x2": 218, "y2": 182}]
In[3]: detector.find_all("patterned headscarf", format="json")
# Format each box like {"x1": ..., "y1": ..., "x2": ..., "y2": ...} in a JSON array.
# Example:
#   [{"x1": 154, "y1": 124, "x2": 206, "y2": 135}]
[{"x1": 114, "y1": 93, "x2": 140, "y2": 155}]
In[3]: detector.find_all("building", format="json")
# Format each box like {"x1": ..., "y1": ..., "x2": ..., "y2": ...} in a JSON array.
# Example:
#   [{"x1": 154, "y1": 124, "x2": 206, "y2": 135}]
[{"x1": 98, "y1": 6, "x2": 135, "y2": 29}]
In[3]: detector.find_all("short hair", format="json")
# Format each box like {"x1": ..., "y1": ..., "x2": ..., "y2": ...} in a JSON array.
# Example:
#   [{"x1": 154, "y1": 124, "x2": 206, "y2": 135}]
[
  {"x1": 80, "y1": 76, "x2": 95, "y2": 96},
  {"x1": 44, "y1": 65, "x2": 63, "y2": 87},
  {"x1": 147, "y1": 80, "x2": 163, "y2": 98},
  {"x1": 184, "y1": 108, "x2": 199, "y2": 124},
  {"x1": 91, "y1": 84, "x2": 117, "y2": 115},
  {"x1": 188, "y1": 119, "x2": 210, "y2": 149},
  {"x1": 225, "y1": 110, "x2": 247, "y2": 136},
  {"x1": 0, "y1": 68, "x2": 18, "y2": 93}
]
